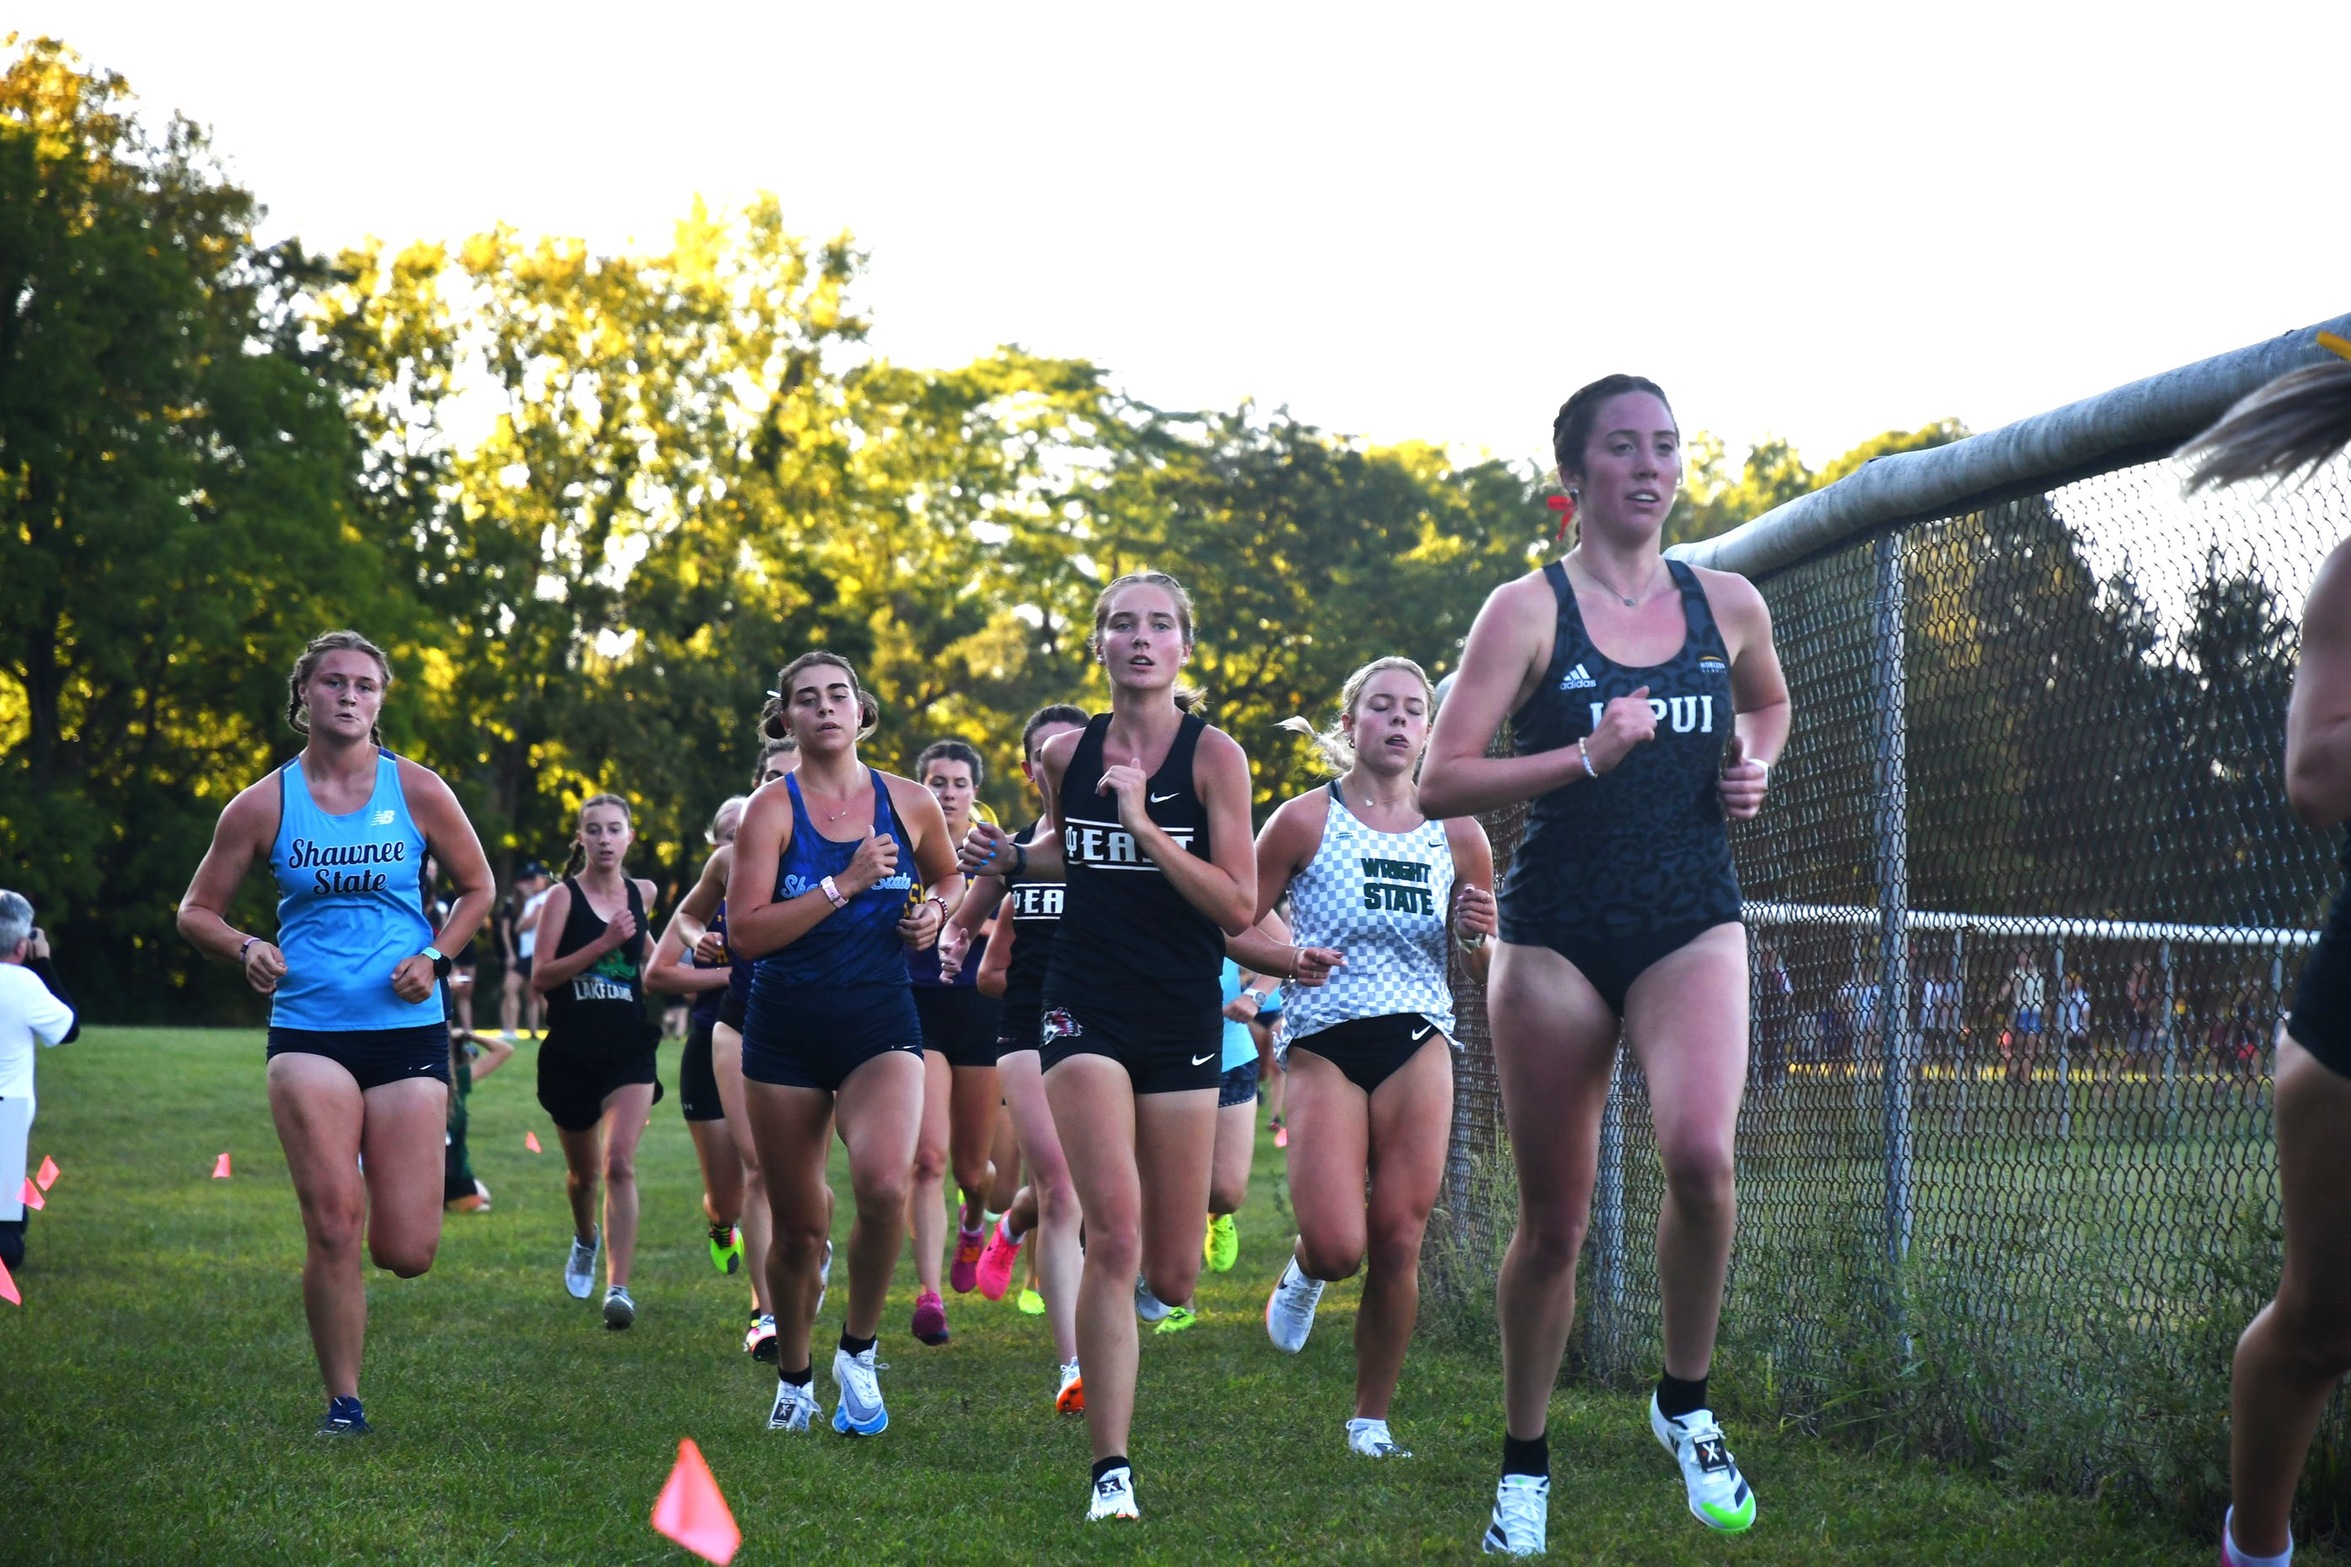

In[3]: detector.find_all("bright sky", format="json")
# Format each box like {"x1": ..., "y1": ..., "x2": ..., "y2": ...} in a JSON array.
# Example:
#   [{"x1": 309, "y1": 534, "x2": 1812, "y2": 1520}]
[{"x1": 28, "y1": 2, "x2": 2351, "y2": 473}]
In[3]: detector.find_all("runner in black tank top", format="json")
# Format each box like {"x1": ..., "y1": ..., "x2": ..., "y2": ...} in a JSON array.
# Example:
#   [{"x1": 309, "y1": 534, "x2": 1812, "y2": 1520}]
[
  {"x1": 528, "y1": 794, "x2": 663, "y2": 1332},
  {"x1": 1420, "y1": 378, "x2": 1789, "y2": 1554},
  {"x1": 957, "y1": 576, "x2": 1256, "y2": 1523},
  {"x1": 945, "y1": 703, "x2": 1091, "y2": 1411}
]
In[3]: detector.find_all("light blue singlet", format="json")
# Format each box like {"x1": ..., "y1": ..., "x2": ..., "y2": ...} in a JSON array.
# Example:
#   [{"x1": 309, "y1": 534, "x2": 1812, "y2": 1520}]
[{"x1": 268, "y1": 751, "x2": 442, "y2": 1032}]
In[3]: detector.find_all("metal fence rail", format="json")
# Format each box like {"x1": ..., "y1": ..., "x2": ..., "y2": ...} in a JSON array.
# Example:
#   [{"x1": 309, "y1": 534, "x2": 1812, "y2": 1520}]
[{"x1": 1427, "y1": 313, "x2": 2351, "y2": 1528}]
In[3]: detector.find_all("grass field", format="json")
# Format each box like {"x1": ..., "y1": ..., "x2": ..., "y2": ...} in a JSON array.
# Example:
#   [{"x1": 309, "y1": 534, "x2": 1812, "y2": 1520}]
[{"x1": 0, "y1": 1028, "x2": 2284, "y2": 1565}]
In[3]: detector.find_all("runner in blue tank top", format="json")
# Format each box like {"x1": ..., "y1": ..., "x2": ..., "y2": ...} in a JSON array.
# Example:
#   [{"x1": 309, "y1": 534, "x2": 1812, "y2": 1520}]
[
  {"x1": 1235, "y1": 656, "x2": 1496, "y2": 1462},
  {"x1": 958, "y1": 572, "x2": 1257, "y2": 1524},
  {"x1": 178, "y1": 630, "x2": 493, "y2": 1438},
  {"x1": 727, "y1": 652, "x2": 960, "y2": 1439},
  {"x1": 1420, "y1": 378, "x2": 1790, "y2": 1555}
]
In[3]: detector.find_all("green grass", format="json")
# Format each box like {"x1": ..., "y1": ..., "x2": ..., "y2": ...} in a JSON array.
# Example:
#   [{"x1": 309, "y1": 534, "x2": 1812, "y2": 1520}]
[{"x1": 0, "y1": 1028, "x2": 2283, "y2": 1564}]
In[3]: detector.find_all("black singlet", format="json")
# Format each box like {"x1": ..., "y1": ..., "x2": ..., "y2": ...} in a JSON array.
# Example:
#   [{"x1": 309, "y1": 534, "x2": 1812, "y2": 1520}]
[
  {"x1": 999, "y1": 815, "x2": 1063, "y2": 1039},
  {"x1": 541, "y1": 875, "x2": 653, "y2": 1054},
  {"x1": 1043, "y1": 713, "x2": 1222, "y2": 1009},
  {"x1": 2288, "y1": 840, "x2": 2351, "y2": 1078},
  {"x1": 1499, "y1": 559, "x2": 1743, "y2": 941}
]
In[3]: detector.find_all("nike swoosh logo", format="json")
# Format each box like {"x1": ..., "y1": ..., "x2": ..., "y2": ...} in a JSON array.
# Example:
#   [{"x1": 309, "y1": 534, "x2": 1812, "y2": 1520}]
[
  {"x1": 1411, "y1": 1024, "x2": 1434, "y2": 1041},
  {"x1": 1149, "y1": 791, "x2": 1181, "y2": 804},
  {"x1": 1190, "y1": 1052, "x2": 1214, "y2": 1066}
]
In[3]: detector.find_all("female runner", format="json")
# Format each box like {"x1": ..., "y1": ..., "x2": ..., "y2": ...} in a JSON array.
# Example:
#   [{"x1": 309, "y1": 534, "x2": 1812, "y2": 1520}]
[
  {"x1": 646, "y1": 797, "x2": 754, "y2": 1285},
  {"x1": 1243, "y1": 656, "x2": 1495, "y2": 1463},
  {"x1": 728, "y1": 652, "x2": 958, "y2": 1436},
  {"x1": 948, "y1": 703, "x2": 1090, "y2": 1410},
  {"x1": 959, "y1": 572, "x2": 1256, "y2": 1521},
  {"x1": 529, "y1": 794, "x2": 662, "y2": 1330},
  {"x1": 178, "y1": 630, "x2": 493, "y2": 1435},
  {"x1": 1419, "y1": 376, "x2": 1788, "y2": 1554},
  {"x1": 905, "y1": 738, "x2": 1004, "y2": 1346},
  {"x1": 2182, "y1": 343, "x2": 2351, "y2": 1567}
]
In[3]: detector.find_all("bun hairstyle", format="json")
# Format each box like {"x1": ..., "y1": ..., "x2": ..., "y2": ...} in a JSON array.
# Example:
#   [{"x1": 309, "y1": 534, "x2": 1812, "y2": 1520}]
[
  {"x1": 706, "y1": 794, "x2": 750, "y2": 845},
  {"x1": 285, "y1": 630, "x2": 393, "y2": 745},
  {"x1": 562, "y1": 791, "x2": 633, "y2": 878},
  {"x1": 751, "y1": 735, "x2": 797, "y2": 787},
  {"x1": 1551, "y1": 374, "x2": 1676, "y2": 484},
  {"x1": 2181, "y1": 352, "x2": 2351, "y2": 493},
  {"x1": 761, "y1": 651, "x2": 881, "y2": 744},
  {"x1": 1090, "y1": 570, "x2": 1204, "y2": 714},
  {"x1": 1279, "y1": 656, "x2": 1437, "y2": 776},
  {"x1": 914, "y1": 738, "x2": 985, "y2": 791},
  {"x1": 1021, "y1": 703, "x2": 1090, "y2": 760}
]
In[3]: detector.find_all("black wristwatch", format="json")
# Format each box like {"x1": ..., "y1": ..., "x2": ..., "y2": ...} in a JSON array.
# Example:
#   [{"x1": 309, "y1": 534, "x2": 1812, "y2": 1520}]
[{"x1": 424, "y1": 945, "x2": 453, "y2": 978}]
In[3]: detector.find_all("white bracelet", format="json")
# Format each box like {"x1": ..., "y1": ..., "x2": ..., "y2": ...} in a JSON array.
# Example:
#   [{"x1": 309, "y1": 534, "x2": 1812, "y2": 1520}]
[
  {"x1": 820, "y1": 875, "x2": 848, "y2": 909},
  {"x1": 1577, "y1": 738, "x2": 1599, "y2": 780}
]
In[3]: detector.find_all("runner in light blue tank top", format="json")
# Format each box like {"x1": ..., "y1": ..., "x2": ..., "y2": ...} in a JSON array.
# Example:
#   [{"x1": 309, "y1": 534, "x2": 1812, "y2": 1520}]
[{"x1": 269, "y1": 751, "x2": 442, "y2": 1032}]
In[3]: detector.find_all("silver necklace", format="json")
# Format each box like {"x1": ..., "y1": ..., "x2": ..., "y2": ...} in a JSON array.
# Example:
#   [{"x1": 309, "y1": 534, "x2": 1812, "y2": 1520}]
[{"x1": 1581, "y1": 556, "x2": 1663, "y2": 608}]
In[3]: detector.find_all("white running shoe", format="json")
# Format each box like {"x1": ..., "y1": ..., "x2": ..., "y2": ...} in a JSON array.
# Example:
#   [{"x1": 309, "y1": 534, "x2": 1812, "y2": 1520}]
[
  {"x1": 1265, "y1": 1256, "x2": 1325, "y2": 1353},
  {"x1": 602, "y1": 1284, "x2": 635, "y2": 1330},
  {"x1": 1055, "y1": 1360, "x2": 1085, "y2": 1415},
  {"x1": 1087, "y1": 1464, "x2": 1139, "y2": 1522},
  {"x1": 1134, "y1": 1275, "x2": 1172, "y2": 1324},
  {"x1": 1482, "y1": 1473, "x2": 1549, "y2": 1556},
  {"x1": 563, "y1": 1229, "x2": 598, "y2": 1300},
  {"x1": 1347, "y1": 1417, "x2": 1410, "y2": 1458},
  {"x1": 1650, "y1": 1397, "x2": 1756, "y2": 1533},
  {"x1": 831, "y1": 1344, "x2": 888, "y2": 1436},
  {"x1": 766, "y1": 1377, "x2": 817, "y2": 1432}
]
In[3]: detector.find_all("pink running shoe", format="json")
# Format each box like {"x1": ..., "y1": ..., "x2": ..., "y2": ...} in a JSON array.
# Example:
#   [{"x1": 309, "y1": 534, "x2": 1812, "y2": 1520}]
[
  {"x1": 1272, "y1": 1116, "x2": 1289, "y2": 1149},
  {"x1": 950, "y1": 1223, "x2": 985, "y2": 1294},
  {"x1": 975, "y1": 1215, "x2": 1024, "y2": 1302},
  {"x1": 911, "y1": 1286, "x2": 950, "y2": 1345}
]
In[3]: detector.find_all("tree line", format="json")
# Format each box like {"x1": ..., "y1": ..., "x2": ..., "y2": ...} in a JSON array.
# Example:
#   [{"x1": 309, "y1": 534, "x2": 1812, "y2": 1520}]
[{"x1": 1, "y1": 38, "x2": 1961, "y2": 1021}]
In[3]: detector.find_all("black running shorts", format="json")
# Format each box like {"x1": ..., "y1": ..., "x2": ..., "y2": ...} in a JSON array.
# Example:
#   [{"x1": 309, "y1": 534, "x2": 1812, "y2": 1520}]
[
  {"x1": 267, "y1": 1024, "x2": 451, "y2": 1093},
  {"x1": 1286, "y1": 1013, "x2": 1451, "y2": 1095},
  {"x1": 2289, "y1": 888, "x2": 2351, "y2": 1079},
  {"x1": 914, "y1": 985, "x2": 1004, "y2": 1071},
  {"x1": 1038, "y1": 991, "x2": 1220, "y2": 1096},
  {"x1": 678, "y1": 1017, "x2": 724, "y2": 1122},
  {"x1": 535, "y1": 1038, "x2": 663, "y2": 1133}
]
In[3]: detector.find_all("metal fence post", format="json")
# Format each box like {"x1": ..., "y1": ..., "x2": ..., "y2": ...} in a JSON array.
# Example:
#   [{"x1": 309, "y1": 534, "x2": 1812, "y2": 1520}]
[
  {"x1": 2160, "y1": 940, "x2": 2179, "y2": 1139},
  {"x1": 1873, "y1": 535, "x2": 1915, "y2": 1289},
  {"x1": 2055, "y1": 938, "x2": 2071, "y2": 1143}
]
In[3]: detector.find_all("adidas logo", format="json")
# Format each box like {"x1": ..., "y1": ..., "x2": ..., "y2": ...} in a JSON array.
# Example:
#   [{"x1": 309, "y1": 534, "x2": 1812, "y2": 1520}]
[{"x1": 1557, "y1": 663, "x2": 1596, "y2": 691}]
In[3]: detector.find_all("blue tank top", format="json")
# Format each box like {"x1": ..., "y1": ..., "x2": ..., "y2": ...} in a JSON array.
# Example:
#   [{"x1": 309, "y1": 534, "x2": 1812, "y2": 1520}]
[
  {"x1": 1500, "y1": 559, "x2": 1743, "y2": 939},
  {"x1": 752, "y1": 770, "x2": 918, "y2": 990},
  {"x1": 268, "y1": 752, "x2": 443, "y2": 1031}
]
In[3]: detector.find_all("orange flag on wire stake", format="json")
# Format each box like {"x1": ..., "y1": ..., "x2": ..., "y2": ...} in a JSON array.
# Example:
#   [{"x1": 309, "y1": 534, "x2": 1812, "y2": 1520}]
[
  {"x1": 36, "y1": 1156, "x2": 58, "y2": 1191},
  {"x1": 20, "y1": 1178, "x2": 42, "y2": 1211},
  {"x1": 212, "y1": 1153, "x2": 232, "y2": 1179},
  {"x1": 525, "y1": 1131, "x2": 542, "y2": 1153},
  {"x1": 651, "y1": 1438, "x2": 739, "y2": 1565},
  {"x1": 0, "y1": 1253, "x2": 18, "y2": 1306}
]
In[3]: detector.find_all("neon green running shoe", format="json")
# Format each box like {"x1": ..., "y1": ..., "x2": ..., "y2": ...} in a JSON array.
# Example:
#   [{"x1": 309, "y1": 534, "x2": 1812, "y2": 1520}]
[
  {"x1": 1152, "y1": 1305, "x2": 1198, "y2": 1335},
  {"x1": 1650, "y1": 1397, "x2": 1756, "y2": 1533},
  {"x1": 708, "y1": 1224, "x2": 742, "y2": 1275},
  {"x1": 1017, "y1": 1287, "x2": 1045, "y2": 1316},
  {"x1": 1204, "y1": 1212, "x2": 1239, "y2": 1273}
]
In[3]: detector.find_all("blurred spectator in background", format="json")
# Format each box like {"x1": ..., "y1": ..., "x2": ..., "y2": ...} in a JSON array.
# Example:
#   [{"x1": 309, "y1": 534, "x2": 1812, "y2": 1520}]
[{"x1": 0, "y1": 889, "x2": 79, "y2": 1271}]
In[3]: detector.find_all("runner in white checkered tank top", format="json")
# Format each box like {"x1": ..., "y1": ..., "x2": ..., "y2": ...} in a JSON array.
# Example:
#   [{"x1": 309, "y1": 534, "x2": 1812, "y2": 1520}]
[{"x1": 1230, "y1": 656, "x2": 1497, "y2": 1465}]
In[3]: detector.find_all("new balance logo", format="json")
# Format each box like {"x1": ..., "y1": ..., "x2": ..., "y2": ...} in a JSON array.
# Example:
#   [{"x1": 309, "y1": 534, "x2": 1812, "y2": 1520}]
[{"x1": 1557, "y1": 663, "x2": 1596, "y2": 690}]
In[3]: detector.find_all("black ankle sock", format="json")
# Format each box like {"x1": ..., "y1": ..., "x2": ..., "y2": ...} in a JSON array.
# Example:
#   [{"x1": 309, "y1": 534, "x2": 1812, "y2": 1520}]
[
  {"x1": 709, "y1": 1222, "x2": 732, "y2": 1243},
  {"x1": 780, "y1": 1363, "x2": 813, "y2": 1387},
  {"x1": 1091, "y1": 1455, "x2": 1131, "y2": 1482},
  {"x1": 1656, "y1": 1371, "x2": 1709, "y2": 1421},
  {"x1": 839, "y1": 1330, "x2": 876, "y2": 1357},
  {"x1": 1501, "y1": 1432, "x2": 1548, "y2": 1479}
]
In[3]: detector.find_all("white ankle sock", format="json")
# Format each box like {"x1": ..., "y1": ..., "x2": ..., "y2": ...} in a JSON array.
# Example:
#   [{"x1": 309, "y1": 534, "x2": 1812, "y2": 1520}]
[{"x1": 2227, "y1": 1508, "x2": 2292, "y2": 1567}]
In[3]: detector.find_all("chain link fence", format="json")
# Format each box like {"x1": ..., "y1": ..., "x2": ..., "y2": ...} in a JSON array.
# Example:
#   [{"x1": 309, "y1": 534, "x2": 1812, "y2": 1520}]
[{"x1": 1425, "y1": 315, "x2": 2351, "y2": 1530}]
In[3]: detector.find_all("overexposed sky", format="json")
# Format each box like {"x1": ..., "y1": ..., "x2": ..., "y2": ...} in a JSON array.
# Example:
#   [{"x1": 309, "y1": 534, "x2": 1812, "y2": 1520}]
[{"x1": 26, "y1": 2, "x2": 2351, "y2": 471}]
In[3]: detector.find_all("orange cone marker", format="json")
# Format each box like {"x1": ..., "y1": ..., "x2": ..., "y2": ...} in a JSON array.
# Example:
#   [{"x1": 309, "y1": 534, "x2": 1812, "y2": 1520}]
[
  {"x1": 525, "y1": 1131, "x2": 543, "y2": 1153},
  {"x1": 650, "y1": 1438, "x2": 739, "y2": 1565},
  {"x1": 212, "y1": 1152, "x2": 232, "y2": 1179},
  {"x1": 0, "y1": 1253, "x2": 18, "y2": 1306},
  {"x1": 20, "y1": 1178, "x2": 42, "y2": 1212},
  {"x1": 36, "y1": 1156, "x2": 58, "y2": 1191}
]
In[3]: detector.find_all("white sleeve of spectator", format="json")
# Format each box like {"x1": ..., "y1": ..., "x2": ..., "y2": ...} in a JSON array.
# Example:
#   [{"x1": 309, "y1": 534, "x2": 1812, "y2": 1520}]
[{"x1": 27, "y1": 983, "x2": 75, "y2": 1047}]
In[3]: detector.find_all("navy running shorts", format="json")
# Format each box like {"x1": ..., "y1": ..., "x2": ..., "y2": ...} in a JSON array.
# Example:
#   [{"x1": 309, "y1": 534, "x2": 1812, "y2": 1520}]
[
  {"x1": 742, "y1": 983, "x2": 924, "y2": 1094},
  {"x1": 267, "y1": 1024, "x2": 451, "y2": 1093}
]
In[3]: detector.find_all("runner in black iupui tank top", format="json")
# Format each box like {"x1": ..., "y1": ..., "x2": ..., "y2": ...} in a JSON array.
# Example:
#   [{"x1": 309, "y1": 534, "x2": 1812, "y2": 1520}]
[
  {"x1": 996, "y1": 816, "x2": 1062, "y2": 1057},
  {"x1": 1500, "y1": 558, "x2": 1743, "y2": 1013},
  {"x1": 1042, "y1": 712, "x2": 1224, "y2": 1093}
]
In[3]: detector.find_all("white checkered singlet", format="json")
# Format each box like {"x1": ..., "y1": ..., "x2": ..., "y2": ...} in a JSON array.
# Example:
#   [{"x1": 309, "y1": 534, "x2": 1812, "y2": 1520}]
[{"x1": 1279, "y1": 782, "x2": 1458, "y2": 1046}]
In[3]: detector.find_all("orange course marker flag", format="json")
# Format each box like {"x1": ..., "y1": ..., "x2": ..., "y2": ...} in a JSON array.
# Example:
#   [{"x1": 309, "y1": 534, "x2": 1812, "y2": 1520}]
[
  {"x1": 20, "y1": 1178, "x2": 42, "y2": 1212},
  {"x1": 36, "y1": 1155, "x2": 58, "y2": 1191},
  {"x1": 525, "y1": 1131, "x2": 543, "y2": 1154},
  {"x1": 0, "y1": 1253, "x2": 18, "y2": 1306},
  {"x1": 651, "y1": 1438, "x2": 740, "y2": 1565},
  {"x1": 212, "y1": 1153, "x2": 232, "y2": 1180}
]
